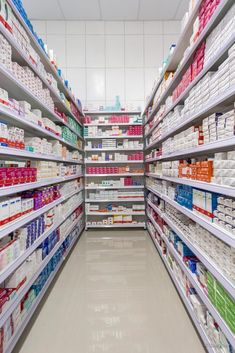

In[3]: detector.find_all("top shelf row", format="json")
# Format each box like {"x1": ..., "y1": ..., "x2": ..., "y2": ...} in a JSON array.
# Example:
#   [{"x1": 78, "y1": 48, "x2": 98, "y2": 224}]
[
  {"x1": 143, "y1": 0, "x2": 233, "y2": 120},
  {"x1": 4, "y1": 0, "x2": 83, "y2": 118}
]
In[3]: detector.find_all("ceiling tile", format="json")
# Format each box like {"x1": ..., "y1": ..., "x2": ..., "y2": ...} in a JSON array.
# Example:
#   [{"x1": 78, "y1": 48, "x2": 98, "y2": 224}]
[
  {"x1": 23, "y1": 0, "x2": 63, "y2": 20},
  {"x1": 138, "y1": 0, "x2": 180, "y2": 20},
  {"x1": 58, "y1": 0, "x2": 101, "y2": 20},
  {"x1": 100, "y1": 0, "x2": 139, "y2": 20}
]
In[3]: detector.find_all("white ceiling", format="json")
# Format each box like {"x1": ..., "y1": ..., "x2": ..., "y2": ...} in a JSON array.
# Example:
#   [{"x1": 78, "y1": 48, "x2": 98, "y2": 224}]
[{"x1": 23, "y1": 0, "x2": 188, "y2": 20}]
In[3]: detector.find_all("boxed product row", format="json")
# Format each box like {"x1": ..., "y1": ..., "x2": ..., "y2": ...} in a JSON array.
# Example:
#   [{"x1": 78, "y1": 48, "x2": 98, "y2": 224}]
[
  {"x1": 86, "y1": 152, "x2": 144, "y2": 162},
  {"x1": 86, "y1": 139, "x2": 143, "y2": 150},
  {"x1": 84, "y1": 125, "x2": 143, "y2": 138},
  {"x1": 148, "y1": 148, "x2": 235, "y2": 186},
  {"x1": 84, "y1": 114, "x2": 142, "y2": 125},
  {"x1": 86, "y1": 177, "x2": 143, "y2": 188},
  {"x1": 0, "y1": 120, "x2": 82, "y2": 160},
  {"x1": 86, "y1": 203, "x2": 145, "y2": 213},
  {"x1": 86, "y1": 166, "x2": 144, "y2": 175},
  {"x1": 0, "y1": 200, "x2": 83, "y2": 274},
  {"x1": 0, "y1": 178, "x2": 82, "y2": 227},
  {"x1": 0, "y1": 87, "x2": 82, "y2": 141},
  {"x1": 87, "y1": 190, "x2": 144, "y2": 200},
  {"x1": 164, "y1": 201, "x2": 235, "y2": 284},
  {"x1": 87, "y1": 216, "x2": 144, "y2": 226}
]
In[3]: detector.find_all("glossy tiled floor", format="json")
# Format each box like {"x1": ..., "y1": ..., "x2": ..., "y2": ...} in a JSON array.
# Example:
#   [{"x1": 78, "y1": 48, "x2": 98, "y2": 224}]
[{"x1": 14, "y1": 230, "x2": 206, "y2": 353}]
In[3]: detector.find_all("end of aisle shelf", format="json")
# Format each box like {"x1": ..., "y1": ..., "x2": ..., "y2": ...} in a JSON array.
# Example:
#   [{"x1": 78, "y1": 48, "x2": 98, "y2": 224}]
[
  {"x1": 143, "y1": 0, "x2": 235, "y2": 351},
  {"x1": 84, "y1": 110, "x2": 146, "y2": 229}
]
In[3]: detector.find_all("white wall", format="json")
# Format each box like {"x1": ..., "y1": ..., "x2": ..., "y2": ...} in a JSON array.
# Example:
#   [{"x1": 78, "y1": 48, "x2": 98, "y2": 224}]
[{"x1": 32, "y1": 20, "x2": 180, "y2": 110}]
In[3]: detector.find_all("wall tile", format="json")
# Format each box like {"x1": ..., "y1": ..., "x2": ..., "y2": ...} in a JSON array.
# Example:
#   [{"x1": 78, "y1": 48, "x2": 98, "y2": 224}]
[
  {"x1": 86, "y1": 35, "x2": 105, "y2": 67},
  {"x1": 106, "y1": 36, "x2": 124, "y2": 67},
  {"x1": 163, "y1": 21, "x2": 181, "y2": 34},
  {"x1": 46, "y1": 21, "x2": 66, "y2": 34},
  {"x1": 47, "y1": 34, "x2": 66, "y2": 67},
  {"x1": 144, "y1": 68, "x2": 158, "y2": 100},
  {"x1": 67, "y1": 68, "x2": 86, "y2": 100},
  {"x1": 106, "y1": 68, "x2": 125, "y2": 101},
  {"x1": 66, "y1": 21, "x2": 86, "y2": 35},
  {"x1": 125, "y1": 21, "x2": 143, "y2": 34},
  {"x1": 125, "y1": 35, "x2": 144, "y2": 67},
  {"x1": 86, "y1": 68, "x2": 105, "y2": 100},
  {"x1": 86, "y1": 21, "x2": 105, "y2": 34},
  {"x1": 144, "y1": 21, "x2": 163, "y2": 35},
  {"x1": 66, "y1": 35, "x2": 86, "y2": 67},
  {"x1": 144, "y1": 35, "x2": 163, "y2": 68},
  {"x1": 105, "y1": 21, "x2": 124, "y2": 35},
  {"x1": 125, "y1": 68, "x2": 144, "y2": 101}
]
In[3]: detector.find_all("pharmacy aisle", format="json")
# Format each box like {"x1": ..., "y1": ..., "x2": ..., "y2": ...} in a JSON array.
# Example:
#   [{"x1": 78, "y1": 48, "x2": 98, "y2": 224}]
[{"x1": 13, "y1": 230, "x2": 206, "y2": 353}]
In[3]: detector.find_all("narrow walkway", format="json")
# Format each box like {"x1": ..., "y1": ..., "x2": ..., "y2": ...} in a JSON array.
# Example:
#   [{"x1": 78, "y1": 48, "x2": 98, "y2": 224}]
[{"x1": 14, "y1": 230, "x2": 206, "y2": 353}]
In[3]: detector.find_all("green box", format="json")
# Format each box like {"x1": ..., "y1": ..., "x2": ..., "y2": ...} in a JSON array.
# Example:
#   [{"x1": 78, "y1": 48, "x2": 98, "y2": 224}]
[
  {"x1": 225, "y1": 310, "x2": 235, "y2": 333},
  {"x1": 207, "y1": 272, "x2": 215, "y2": 284},
  {"x1": 215, "y1": 282, "x2": 225, "y2": 297}
]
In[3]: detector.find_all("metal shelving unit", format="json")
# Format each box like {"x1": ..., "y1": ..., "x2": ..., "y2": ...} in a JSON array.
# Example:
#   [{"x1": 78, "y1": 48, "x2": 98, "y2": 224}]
[
  {"x1": 0, "y1": 1, "x2": 85, "y2": 350},
  {"x1": 143, "y1": 0, "x2": 235, "y2": 350},
  {"x1": 85, "y1": 110, "x2": 145, "y2": 229}
]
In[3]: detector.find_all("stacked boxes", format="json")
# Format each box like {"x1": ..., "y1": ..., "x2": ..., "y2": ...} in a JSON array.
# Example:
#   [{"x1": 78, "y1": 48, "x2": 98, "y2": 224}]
[{"x1": 207, "y1": 273, "x2": 235, "y2": 333}]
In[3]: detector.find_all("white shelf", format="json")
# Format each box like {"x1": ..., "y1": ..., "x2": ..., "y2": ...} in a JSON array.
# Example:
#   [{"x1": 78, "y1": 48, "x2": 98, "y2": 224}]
[
  {"x1": 145, "y1": 0, "x2": 234, "y2": 125},
  {"x1": 84, "y1": 123, "x2": 142, "y2": 126},
  {"x1": 146, "y1": 185, "x2": 235, "y2": 248},
  {"x1": 3, "y1": 221, "x2": 84, "y2": 353},
  {"x1": 142, "y1": 0, "x2": 202, "y2": 115},
  {"x1": 87, "y1": 223, "x2": 145, "y2": 228},
  {"x1": 86, "y1": 198, "x2": 144, "y2": 202},
  {"x1": 85, "y1": 160, "x2": 143, "y2": 164},
  {"x1": 85, "y1": 173, "x2": 144, "y2": 177},
  {"x1": 0, "y1": 188, "x2": 83, "y2": 240},
  {"x1": 0, "y1": 105, "x2": 83, "y2": 152},
  {"x1": 0, "y1": 176, "x2": 83, "y2": 197},
  {"x1": 8, "y1": 0, "x2": 83, "y2": 117},
  {"x1": 87, "y1": 211, "x2": 145, "y2": 216},
  {"x1": 86, "y1": 185, "x2": 144, "y2": 190},
  {"x1": 147, "y1": 199, "x2": 164, "y2": 217},
  {"x1": 85, "y1": 135, "x2": 143, "y2": 139},
  {"x1": 0, "y1": 199, "x2": 83, "y2": 284},
  {"x1": 85, "y1": 148, "x2": 143, "y2": 152},
  {"x1": 146, "y1": 137, "x2": 235, "y2": 161},
  {"x1": 84, "y1": 111, "x2": 141, "y2": 115},
  {"x1": 147, "y1": 226, "x2": 217, "y2": 353},
  {"x1": 0, "y1": 146, "x2": 83, "y2": 163},
  {"x1": 146, "y1": 174, "x2": 235, "y2": 198},
  {"x1": 147, "y1": 198, "x2": 235, "y2": 298},
  {"x1": 145, "y1": 85, "x2": 235, "y2": 150}
]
